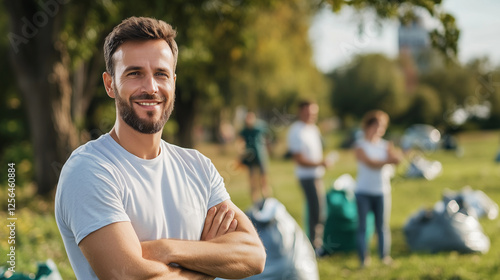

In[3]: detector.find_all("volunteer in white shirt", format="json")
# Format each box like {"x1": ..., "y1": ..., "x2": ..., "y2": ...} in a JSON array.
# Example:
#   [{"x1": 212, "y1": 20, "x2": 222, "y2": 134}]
[
  {"x1": 354, "y1": 110, "x2": 401, "y2": 268},
  {"x1": 55, "y1": 16, "x2": 265, "y2": 280},
  {"x1": 287, "y1": 101, "x2": 332, "y2": 249}
]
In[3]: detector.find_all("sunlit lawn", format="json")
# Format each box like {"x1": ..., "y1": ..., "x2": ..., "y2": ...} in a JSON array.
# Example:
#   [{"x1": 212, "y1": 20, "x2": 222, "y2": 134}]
[{"x1": 1, "y1": 130, "x2": 500, "y2": 279}]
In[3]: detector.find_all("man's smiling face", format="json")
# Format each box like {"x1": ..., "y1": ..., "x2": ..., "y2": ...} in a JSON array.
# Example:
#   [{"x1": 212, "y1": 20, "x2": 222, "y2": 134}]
[{"x1": 110, "y1": 39, "x2": 176, "y2": 134}]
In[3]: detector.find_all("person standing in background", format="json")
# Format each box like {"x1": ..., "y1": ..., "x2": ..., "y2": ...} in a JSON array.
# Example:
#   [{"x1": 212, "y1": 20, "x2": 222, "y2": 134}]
[
  {"x1": 354, "y1": 110, "x2": 402, "y2": 268},
  {"x1": 238, "y1": 112, "x2": 272, "y2": 203},
  {"x1": 287, "y1": 101, "x2": 333, "y2": 250}
]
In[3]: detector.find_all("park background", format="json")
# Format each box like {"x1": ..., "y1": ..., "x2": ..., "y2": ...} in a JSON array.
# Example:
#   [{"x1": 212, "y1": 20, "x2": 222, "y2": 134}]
[{"x1": 1, "y1": 0, "x2": 500, "y2": 279}]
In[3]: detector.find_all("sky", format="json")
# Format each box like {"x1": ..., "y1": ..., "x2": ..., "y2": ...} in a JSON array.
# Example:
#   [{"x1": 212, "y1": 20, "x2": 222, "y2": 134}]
[{"x1": 308, "y1": 0, "x2": 500, "y2": 73}]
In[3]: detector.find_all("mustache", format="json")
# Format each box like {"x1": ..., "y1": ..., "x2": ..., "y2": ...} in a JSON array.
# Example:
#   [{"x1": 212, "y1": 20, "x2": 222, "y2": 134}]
[{"x1": 130, "y1": 93, "x2": 167, "y2": 102}]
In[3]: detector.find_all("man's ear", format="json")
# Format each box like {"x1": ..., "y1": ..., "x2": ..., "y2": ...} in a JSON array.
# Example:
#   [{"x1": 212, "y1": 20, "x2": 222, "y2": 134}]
[
  {"x1": 103, "y1": 72, "x2": 115, "y2": 98},
  {"x1": 174, "y1": 74, "x2": 177, "y2": 83}
]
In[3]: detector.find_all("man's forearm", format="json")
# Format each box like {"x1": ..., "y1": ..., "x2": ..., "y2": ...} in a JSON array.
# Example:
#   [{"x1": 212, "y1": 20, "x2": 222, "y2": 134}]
[
  {"x1": 293, "y1": 153, "x2": 324, "y2": 167},
  {"x1": 141, "y1": 200, "x2": 266, "y2": 279},
  {"x1": 78, "y1": 221, "x2": 215, "y2": 280},
  {"x1": 147, "y1": 263, "x2": 215, "y2": 280},
  {"x1": 142, "y1": 232, "x2": 265, "y2": 279},
  {"x1": 164, "y1": 264, "x2": 215, "y2": 280}
]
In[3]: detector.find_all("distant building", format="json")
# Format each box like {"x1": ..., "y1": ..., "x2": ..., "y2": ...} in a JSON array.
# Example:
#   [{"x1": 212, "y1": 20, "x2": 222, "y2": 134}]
[
  {"x1": 398, "y1": 17, "x2": 443, "y2": 92},
  {"x1": 398, "y1": 17, "x2": 432, "y2": 73}
]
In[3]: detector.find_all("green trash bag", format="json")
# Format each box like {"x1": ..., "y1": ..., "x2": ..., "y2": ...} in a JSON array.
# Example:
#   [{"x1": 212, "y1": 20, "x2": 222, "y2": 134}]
[{"x1": 321, "y1": 188, "x2": 374, "y2": 255}]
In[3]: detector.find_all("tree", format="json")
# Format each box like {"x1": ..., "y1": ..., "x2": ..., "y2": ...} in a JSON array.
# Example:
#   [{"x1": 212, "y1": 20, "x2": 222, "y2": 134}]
[
  {"x1": 4, "y1": 0, "x2": 152, "y2": 195},
  {"x1": 420, "y1": 61, "x2": 477, "y2": 128},
  {"x1": 322, "y1": 0, "x2": 460, "y2": 127},
  {"x1": 462, "y1": 58, "x2": 500, "y2": 129},
  {"x1": 325, "y1": 0, "x2": 459, "y2": 60},
  {"x1": 401, "y1": 84, "x2": 441, "y2": 125},
  {"x1": 3, "y1": 0, "x2": 459, "y2": 196},
  {"x1": 3, "y1": 0, "x2": 276, "y2": 195},
  {"x1": 5, "y1": 0, "x2": 78, "y2": 196},
  {"x1": 229, "y1": 0, "x2": 328, "y2": 112},
  {"x1": 331, "y1": 54, "x2": 408, "y2": 125},
  {"x1": 480, "y1": 67, "x2": 500, "y2": 128},
  {"x1": 0, "y1": 7, "x2": 33, "y2": 186}
]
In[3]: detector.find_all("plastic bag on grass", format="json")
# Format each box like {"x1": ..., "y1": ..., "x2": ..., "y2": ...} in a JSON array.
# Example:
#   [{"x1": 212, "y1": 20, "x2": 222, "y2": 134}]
[
  {"x1": 243, "y1": 198, "x2": 319, "y2": 280},
  {"x1": 442, "y1": 187, "x2": 499, "y2": 220},
  {"x1": 405, "y1": 155, "x2": 442, "y2": 180},
  {"x1": 404, "y1": 199, "x2": 490, "y2": 254}
]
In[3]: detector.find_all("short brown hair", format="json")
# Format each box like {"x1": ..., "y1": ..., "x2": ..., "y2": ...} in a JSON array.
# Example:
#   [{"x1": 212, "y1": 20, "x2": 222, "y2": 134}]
[
  {"x1": 104, "y1": 17, "x2": 178, "y2": 77},
  {"x1": 361, "y1": 110, "x2": 389, "y2": 131},
  {"x1": 298, "y1": 100, "x2": 316, "y2": 110}
]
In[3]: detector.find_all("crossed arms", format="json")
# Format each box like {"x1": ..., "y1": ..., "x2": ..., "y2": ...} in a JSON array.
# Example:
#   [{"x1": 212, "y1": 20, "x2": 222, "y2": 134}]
[
  {"x1": 355, "y1": 141, "x2": 402, "y2": 169},
  {"x1": 291, "y1": 153, "x2": 331, "y2": 168},
  {"x1": 79, "y1": 200, "x2": 266, "y2": 279}
]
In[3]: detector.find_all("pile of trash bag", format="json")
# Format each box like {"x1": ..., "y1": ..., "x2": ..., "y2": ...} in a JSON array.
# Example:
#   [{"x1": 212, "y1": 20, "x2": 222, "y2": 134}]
[
  {"x1": 0, "y1": 259, "x2": 62, "y2": 280},
  {"x1": 404, "y1": 187, "x2": 497, "y2": 254},
  {"x1": 321, "y1": 174, "x2": 374, "y2": 255},
  {"x1": 442, "y1": 187, "x2": 499, "y2": 220},
  {"x1": 243, "y1": 198, "x2": 319, "y2": 280}
]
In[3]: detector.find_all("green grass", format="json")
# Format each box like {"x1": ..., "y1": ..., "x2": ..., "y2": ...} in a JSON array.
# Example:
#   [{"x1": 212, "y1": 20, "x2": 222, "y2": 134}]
[{"x1": 1, "y1": 130, "x2": 500, "y2": 279}]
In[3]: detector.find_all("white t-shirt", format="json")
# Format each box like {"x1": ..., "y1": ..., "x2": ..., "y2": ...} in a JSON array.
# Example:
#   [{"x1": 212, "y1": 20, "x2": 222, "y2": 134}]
[
  {"x1": 287, "y1": 121, "x2": 325, "y2": 179},
  {"x1": 55, "y1": 134, "x2": 230, "y2": 279},
  {"x1": 355, "y1": 138, "x2": 392, "y2": 195}
]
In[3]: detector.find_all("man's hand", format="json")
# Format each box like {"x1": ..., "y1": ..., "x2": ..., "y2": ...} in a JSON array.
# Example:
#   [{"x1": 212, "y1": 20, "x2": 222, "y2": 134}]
[
  {"x1": 322, "y1": 151, "x2": 339, "y2": 168},
  {"x1": 79, "y1": 221, "x2": 216, "y2": 280},
  {"x1": 141, "y1": 200, "x2": 265, "y2": 279},
  {"x1": 201, "y1": 204, "x2": 238, "y2": 241},
  {"x1": 142, "y1": 205, "x2": 238, "y2": 263},
  {"x1": 387, "y1": 142, "x2": 403, "y2": 165}
]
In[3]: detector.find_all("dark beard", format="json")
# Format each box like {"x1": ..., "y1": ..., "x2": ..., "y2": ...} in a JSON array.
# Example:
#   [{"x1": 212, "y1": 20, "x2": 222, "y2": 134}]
[{"x1": 114, "y1": 86, "x2": 174, "y2": 134}]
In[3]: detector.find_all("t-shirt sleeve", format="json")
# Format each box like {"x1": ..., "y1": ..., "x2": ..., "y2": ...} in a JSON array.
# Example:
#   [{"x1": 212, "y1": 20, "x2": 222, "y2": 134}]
[
  {"x1": 203, "y1": 156, "x2": 230, "y2": 209},
  {"x1": 354, "y1": 138, "x2": 364, "y2": 150},
  {"x1": 260, "y1": 122, "x2": 271, "y2": 138},
  {"x1": 287, "y1": 125, "x2": 302, "y2": 154},
  {"x1": 57, "y1": 155, "x2": 130, "y2": 244}
]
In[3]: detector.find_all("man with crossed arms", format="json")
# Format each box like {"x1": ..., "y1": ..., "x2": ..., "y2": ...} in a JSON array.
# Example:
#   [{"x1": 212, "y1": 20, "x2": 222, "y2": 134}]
[{"x1": 55, "y1": 16, "x2": 265, "y2": 279}]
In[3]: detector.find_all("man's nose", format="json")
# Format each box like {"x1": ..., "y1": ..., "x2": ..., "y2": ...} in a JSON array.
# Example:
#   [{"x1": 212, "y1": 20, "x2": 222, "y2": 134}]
[{"x1": 142, "y1": 75, "x2": 159, "y2": 94}]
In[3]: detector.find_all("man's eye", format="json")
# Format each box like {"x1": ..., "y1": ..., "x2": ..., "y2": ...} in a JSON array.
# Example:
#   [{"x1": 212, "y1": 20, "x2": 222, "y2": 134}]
[
  {"x1": 156, "y1": 72, "x2": 168, "y2": 78},
  {"x1": 127, "y1": 72, "x2": 139, "y2": 76}
]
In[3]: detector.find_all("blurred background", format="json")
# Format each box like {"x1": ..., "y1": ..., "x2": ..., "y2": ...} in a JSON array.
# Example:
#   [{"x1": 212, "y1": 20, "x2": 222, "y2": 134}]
[{"x1": 1, "y1": 0, "x2": 500, "y2": 279}]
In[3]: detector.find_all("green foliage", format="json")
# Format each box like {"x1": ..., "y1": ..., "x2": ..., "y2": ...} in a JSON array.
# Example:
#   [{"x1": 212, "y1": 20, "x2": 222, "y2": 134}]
[
  {"x1": 59, "y1": 2, "x2": 116, "y2": 69},
  {"x1": 463, "y1": 60, "x2": 500, "y2": 129},
  {"x1": 331, "y1": 54, "x2": 408, "y2": 124},
  {"x1": 401, "y1": 84, "x2": 441, "y2": 125},
  {"x1": 0, "y1": 5, "x2": 32, "y2": 186},
  {"x1": 0, "y1": 85, "x2": 32, "y2": 183},
  {"x1": 1, "y1": 0, "x2": 464, "y2": 193},
  {"x1": 329, "y1": 51, "x2": 500, "y2": 131},
  {"x1": 429, "y1": 12, "x2": 460, "y2": 59},
  {"x1": 422, "y1": 62, "x2": 476, "y2": 110},
  {"x1": 0, "y1": 187, "x2": 73, "y2": 278},
  {"x1": 420, "y1": 62, "x2": 480, "y2": 127},
  {"x1": 230, "y1": 0, "x2": 328, "y2": 111}
]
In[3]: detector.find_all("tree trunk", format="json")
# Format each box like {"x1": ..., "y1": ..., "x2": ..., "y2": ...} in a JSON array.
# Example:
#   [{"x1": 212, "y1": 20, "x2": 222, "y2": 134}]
[
  {"x1": 5, "y1": 0, "x2": 79, "y2": 196},
  {"x1": 72, "y1": 40, "x2": 105, "y2": 132}
]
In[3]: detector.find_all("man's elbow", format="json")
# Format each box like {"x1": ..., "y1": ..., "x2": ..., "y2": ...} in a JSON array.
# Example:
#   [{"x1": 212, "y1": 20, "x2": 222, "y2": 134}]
[
  {"x1": 249, "y1": 242, "x2": 266, "y2": 276},
  {"x1": 256, "y1": 246, "x2": 267, "y2": 274},
  {"x1": 235, "y1": 240, "x2": 266, "y2": 278}
]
